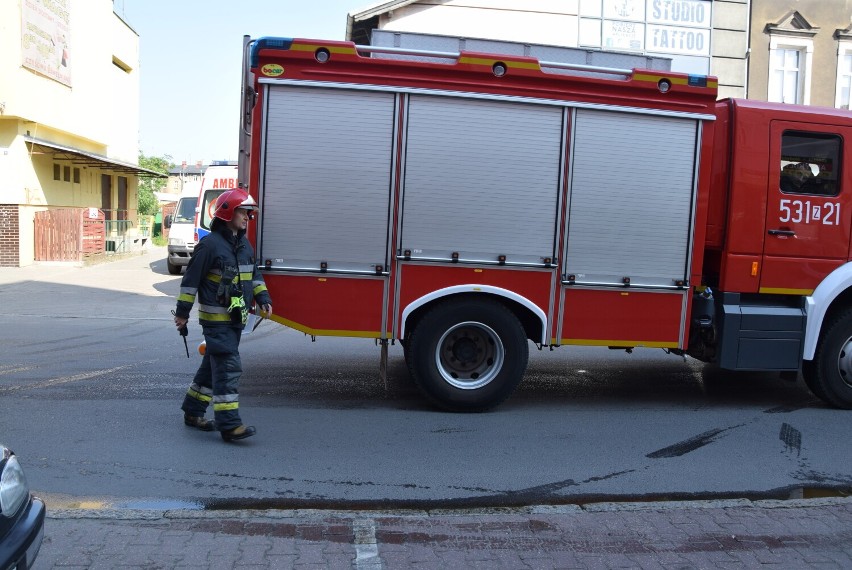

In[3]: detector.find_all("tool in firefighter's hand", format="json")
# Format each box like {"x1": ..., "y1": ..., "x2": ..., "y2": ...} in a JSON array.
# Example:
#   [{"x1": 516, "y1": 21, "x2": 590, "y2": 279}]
[
  {"x1": 251, "y1": 304, "x2": 272, "y2": 333},
  {"x1": 251, "y1": 312, "x2": 264, "y2": 333},
  {"x1": 172, "y1": 310, "x2": 190, "y2": 358}
]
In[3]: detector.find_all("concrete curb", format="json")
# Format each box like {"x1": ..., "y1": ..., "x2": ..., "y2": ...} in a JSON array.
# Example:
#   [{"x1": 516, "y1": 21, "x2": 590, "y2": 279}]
[{"x1": 45, "y1": 495, "x2": 852, "y2": 521}]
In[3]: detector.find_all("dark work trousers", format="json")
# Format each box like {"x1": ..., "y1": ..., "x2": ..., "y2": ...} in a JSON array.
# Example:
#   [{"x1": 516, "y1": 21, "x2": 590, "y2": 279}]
[{"x1": 181, "y1": 325, "x2": 244, "y2": 431}]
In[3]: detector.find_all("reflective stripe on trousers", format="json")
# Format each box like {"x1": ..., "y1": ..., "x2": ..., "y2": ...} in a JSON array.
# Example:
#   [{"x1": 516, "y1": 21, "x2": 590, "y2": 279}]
[{"x1": 181, "y1": 325, "x2": 244, "y2": 431}]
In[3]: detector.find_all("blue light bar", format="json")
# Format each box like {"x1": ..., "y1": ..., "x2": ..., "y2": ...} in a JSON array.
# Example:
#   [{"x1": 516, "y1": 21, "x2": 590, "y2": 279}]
[
  {"x1": 250, "y1": 37, "x2": 294, "y2": 69},
  {"x1": 687, "y1": 75, "x2": 708, "y2": 87}
]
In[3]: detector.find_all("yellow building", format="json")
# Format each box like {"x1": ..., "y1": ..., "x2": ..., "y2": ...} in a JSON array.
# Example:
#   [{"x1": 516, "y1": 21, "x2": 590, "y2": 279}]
[{"x1": 0, "y1": 0, "x2": 162, "y2": 266}]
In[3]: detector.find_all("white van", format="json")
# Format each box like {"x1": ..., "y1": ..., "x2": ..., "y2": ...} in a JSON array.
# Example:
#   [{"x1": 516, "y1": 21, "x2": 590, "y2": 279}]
[
  {"x1": 166, "y1": 194, "x2": 199, "y2": 274},
  {"x1": 166, "y1": 164, "x2": 239, "y2": 275}
]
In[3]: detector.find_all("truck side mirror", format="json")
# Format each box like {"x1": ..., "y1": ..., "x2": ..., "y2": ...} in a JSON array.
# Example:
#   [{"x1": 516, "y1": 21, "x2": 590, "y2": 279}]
[{"x1": 163, "y1": 214, "x2": 173, "y2": 229}]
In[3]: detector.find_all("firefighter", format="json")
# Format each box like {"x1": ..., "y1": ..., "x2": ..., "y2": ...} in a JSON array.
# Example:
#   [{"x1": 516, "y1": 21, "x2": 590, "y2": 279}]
[
  {"x1": 172, "y1": 188, "x2": 272, "y2": 442},
  {"x1": 781, "y1": 162, "x2": 819, "y2": 193}
]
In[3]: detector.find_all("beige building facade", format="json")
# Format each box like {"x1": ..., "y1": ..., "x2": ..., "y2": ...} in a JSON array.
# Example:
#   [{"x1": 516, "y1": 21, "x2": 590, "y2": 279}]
[
  {"x1": 0, "y1": 0, "x2": 157, "y2": 266},
  {"x1": 748, "y1": 0, "x2": 852, "y2": 108},
  {"x1": 348, "y1": 0, "x2": 750, "y2": 99},
  {"x1": 348, "y1": 0, "x2": 852, "y2": 106}
]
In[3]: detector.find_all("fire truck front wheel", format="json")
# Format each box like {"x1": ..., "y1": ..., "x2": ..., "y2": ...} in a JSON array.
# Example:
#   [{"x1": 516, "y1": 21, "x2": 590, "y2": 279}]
[
  {"x1": 407, "y1": 297, "x2": 529, "y2": 412},
  {"x1": 803, "y1": 307, "x2": 852, "y2": 409}
]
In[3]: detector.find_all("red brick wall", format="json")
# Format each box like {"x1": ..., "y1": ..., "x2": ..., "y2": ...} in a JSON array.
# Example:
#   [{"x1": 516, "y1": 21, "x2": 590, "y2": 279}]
[{"x1": 0, "y1": 205, "x2": 20, "y2": 267}]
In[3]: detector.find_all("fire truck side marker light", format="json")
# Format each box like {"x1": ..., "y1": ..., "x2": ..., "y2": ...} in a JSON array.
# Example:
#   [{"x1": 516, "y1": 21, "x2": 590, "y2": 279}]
[
  {"x1": 315, "y1": 48, "x2": 330, "y2": 63},
  {"x1": 658, "y1": 79, "x2": 672, "y2": 93},
  {"x1": 751, "y1": 262, "x2": 759, "y2": 277},
  {"x1": 633, "y1": 73, "x2": 718, "y2": 89},
  {"x1": 474, "y1": 269, "x2": 483, "y2": 273},
  {"x1": 264, "y1": 259, "x2": 272, "y2": 269},
  {"x1": 498, "y1": 255, "x2": 506, "y2": 265},
  {"x1": 451, "y1": 252, "x2": 459, "y2": 262},
  {"x1": 403, "y1": 249, "x2": 411, "y2": 260},
  {"x1": 493, "y1": 62, "x2": 507, "y2": 77},
  {"x1": 623, "y1": 277, "x2": 631, "y2": 286},
  {"x1": 320, "y1": 261, "x2": 328, "y2": 273}
]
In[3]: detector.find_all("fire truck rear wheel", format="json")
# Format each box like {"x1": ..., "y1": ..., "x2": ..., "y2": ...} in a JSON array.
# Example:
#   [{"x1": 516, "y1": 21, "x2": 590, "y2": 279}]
[
  {"x1": 804, "y1": 307, "x2": 852, "y2": 409},
  {"x1": 407, "y1": 297, "x2": 528, "y2": 412}
]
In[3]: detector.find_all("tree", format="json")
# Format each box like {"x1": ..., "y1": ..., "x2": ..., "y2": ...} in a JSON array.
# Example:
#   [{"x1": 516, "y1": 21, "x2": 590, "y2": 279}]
[{"x1": 137, "y1": 152, "x2": 173, "y2": 216}]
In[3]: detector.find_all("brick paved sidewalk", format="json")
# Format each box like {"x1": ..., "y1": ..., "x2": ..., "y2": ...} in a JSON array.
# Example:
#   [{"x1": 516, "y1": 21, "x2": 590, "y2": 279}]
[{"x1": 33, "y1": 498, "x2": 852, "y2": 569}]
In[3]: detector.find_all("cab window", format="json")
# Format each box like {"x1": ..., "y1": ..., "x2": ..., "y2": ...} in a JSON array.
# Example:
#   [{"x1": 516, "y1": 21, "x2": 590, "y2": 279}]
[{"x1": 779, "y1": 131, "x2": 842, "y2": 196}]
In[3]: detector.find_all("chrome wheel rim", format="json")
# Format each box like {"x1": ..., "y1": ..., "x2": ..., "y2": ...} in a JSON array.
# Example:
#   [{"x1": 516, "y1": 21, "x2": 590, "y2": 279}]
[
  {"x1": 435, "y1": 321, "x2": 504, "y2": 390},
  {"x1": 837, "y1": 334, "x2": 852, "y2": 389}
]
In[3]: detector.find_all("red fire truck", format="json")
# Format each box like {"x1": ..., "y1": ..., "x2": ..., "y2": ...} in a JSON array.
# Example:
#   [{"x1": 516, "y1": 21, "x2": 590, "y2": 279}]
[{"x1": 230, "y1": 35, "x2": 852, "y2": 412}]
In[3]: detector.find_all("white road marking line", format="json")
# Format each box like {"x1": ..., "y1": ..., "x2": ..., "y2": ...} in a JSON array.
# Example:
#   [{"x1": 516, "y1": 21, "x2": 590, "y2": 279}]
[
  {"x1": 0, "y1": 365, "x2": 37, "y2": 376},
  {"x1": 0, "y1": 362, "x2": 156, "y2": 393}
]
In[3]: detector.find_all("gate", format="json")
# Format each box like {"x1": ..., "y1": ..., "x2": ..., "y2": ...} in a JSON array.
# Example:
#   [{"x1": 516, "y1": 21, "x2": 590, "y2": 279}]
[{"x1": 34, "y1": 208, "x2": 106, "y2": 262}]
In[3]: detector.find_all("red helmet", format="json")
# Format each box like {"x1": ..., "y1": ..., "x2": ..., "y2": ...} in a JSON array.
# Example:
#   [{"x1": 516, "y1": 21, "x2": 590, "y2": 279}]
[{"x1": 211, "y1": 189, "x2": 258, "y2": 222}]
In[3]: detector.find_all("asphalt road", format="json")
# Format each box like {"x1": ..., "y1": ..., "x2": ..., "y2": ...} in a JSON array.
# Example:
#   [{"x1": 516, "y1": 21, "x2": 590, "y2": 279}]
[{"x1": 1, "y1": 246, "x2": 850, "y2": 512}]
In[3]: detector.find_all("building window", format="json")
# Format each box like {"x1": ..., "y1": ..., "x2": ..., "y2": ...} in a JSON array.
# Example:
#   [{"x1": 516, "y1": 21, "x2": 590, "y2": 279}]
[
  {"x1": 766, "y1": 12, "x2": 817, "y2": 106},
  {"x1": 53, "y1": 164, "x2": 60, "y2": 180},
  {"x1": 63, "y1": 165, "x2": 71, "y2": 182},
  {"x1": 836, "y1": 43, "x2": 852, "y2": 109},
  {"x1": 770, "y1": 47, "x2": 804, "y2": 104},
  {"x1": 73, "y1": 167, "x2": 81, "y2": 183}
]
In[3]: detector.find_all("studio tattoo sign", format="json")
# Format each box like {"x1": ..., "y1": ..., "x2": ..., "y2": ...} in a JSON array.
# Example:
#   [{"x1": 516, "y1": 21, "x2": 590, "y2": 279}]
[{"x1": 597, "y1": 0, "x2": 712, "y2": 56}]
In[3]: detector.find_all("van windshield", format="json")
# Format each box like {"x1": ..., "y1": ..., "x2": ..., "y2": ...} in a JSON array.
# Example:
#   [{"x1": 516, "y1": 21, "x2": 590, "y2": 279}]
[{"x1": 174, "y1": 198, "x2": 197, "y2": 223}]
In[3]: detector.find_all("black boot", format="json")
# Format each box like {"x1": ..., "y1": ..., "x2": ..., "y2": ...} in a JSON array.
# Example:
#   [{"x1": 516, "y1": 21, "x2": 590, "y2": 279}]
[
  {"x1": 184, "y1": 414, "x2": 216, "y2": 432},
  {"x1": 221, "y1": 425, "x2": 256, "y2": 442}
]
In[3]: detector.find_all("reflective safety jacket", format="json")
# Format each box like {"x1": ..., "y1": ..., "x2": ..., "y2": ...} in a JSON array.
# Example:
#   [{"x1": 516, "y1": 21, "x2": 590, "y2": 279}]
[{"x1": 175, "y1": 225, "x2": 271, "y2": 329}]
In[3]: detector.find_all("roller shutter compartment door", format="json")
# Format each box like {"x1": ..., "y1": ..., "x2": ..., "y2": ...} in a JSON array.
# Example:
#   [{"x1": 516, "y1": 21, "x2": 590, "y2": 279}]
[
  {"x1": 260, "y1": 85, "x2": 394, "y2": 273},
  {"x1": 565, "y1": 109, "x2": 698, "y2": 287},
  {"x1": 401, "y1": 95, "x2": 563, "y2": 265}
]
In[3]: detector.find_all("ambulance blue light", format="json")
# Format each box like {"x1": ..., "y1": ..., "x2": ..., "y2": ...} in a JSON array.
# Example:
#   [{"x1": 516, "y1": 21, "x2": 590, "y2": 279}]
[
  {"x1": 688, "y1": 75, "x2": 708, "y2": 87},
  {"x1": 250, "y1": 37, "x2": 294, "y2": 68}
]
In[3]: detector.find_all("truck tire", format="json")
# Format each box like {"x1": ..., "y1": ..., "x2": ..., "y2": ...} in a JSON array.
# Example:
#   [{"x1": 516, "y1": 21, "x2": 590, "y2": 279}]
[
  {"x1": 407, "y1": 297, "x2": 528, "y2": 412},
  {"x1": 167, "y1": 259, "x2": 182, "y2": 275},
  {"x1": 802, "y1": 307, "x2": 852, "y2": 409}
]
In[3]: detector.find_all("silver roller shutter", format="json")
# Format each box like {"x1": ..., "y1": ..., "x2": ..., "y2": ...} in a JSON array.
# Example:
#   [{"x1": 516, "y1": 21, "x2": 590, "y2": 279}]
[
  {"x1": 259, "y1": 85, "x2": 394, "y2": 272},
  {"x1": 401, "y1": 95, "x2": 563, "y2": 265},
  {"x1": 564, "y1": 109, "x2": 698, "y2": 287}
]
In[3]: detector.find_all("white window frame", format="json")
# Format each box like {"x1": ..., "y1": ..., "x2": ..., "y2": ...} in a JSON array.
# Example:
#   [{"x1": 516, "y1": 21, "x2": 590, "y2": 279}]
[
  {"x1": 768, "y1": 35, "x2": 813, "y2": 105},
  {"x1": 835, "y1": 41, "x2": 852, "y2": 110}
]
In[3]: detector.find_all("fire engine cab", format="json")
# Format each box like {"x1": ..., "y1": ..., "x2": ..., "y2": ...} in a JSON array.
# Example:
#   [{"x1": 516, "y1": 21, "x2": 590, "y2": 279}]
[{"x1": 233, "y1": 35, "x2": 852, "y2": 412}]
